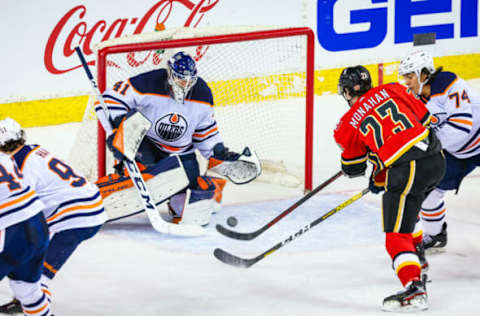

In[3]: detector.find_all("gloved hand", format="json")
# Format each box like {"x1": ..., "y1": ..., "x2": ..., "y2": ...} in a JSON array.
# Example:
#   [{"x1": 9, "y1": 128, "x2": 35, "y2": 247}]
[
  {"x1": 106, "y1": 131, "x2": 127, "y2": 162},
  {"x1": 212, "y1": 143, "x2": 240, "y2": 161},
  {"x1": 368, "y1": 177, "x2": 385, "y2": 194},
  {"x1": 369, "y1": 168, "x2": 386, "y2": 194}
]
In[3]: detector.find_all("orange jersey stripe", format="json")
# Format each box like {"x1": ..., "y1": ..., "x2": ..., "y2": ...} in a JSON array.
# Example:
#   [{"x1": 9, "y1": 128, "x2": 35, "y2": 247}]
[
  {"x1": 23, "y1": 302, "x2": 49, "y2": 315},
  {"x1": 193, "y1": 127, "x2": 218, "y2": 138},
  {"x1": 462, "y1": 136, "x2": 480, "y2": 152},
  {"x1": 421, "y1": 208, "x2": 446, "y2": 217},
  {"x1": 43, "y1": 261, "x2": 58, "y2": 274},
  {"x1": 0, "y1": 190, "x2": 36, "y2": 211},
  {"x1": 95, "y1": 99, "x2": 122, "y2": 106},
  {"x1": 159, "y1": 143, "x2": 184, "y2": 152},
  {"x1": 47, "y1": 199, "x2": 103, "y2": 222},
  {"x1": 448, "y1": 118, "x2": 472, "y2": 126}
]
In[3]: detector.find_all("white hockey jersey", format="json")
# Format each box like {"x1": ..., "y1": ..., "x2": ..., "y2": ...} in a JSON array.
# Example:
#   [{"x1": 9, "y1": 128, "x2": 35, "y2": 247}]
[
  {"x1": 425, "y1": 72, "x2": 480, "y2": 159},
  {"x1": 0, "y1": 153, "x2": 44, "y2": 230},
  {"x1": 12, "y1": 145, "x2": 106, "y2": 233},
  {"x1": 97, "y1": 69, "x2": 222, "y2": 158}
]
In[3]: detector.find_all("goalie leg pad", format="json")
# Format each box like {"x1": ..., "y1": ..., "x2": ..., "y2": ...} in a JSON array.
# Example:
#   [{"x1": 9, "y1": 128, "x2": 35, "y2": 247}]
[
  {"x1": 96, "y1": 155, "x2": 189, "y2": 222},
  {"x1": 197, "y1": 175, "x2": 227, "y2": 214},
  {"x1": 169, "y1": 188, "x2": 215, "y2": 226}
]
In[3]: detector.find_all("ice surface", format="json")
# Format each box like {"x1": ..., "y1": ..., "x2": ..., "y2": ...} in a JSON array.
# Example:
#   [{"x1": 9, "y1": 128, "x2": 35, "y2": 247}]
[{"x1": 1, "y1": 94, "x2": 479, "y2": 315}]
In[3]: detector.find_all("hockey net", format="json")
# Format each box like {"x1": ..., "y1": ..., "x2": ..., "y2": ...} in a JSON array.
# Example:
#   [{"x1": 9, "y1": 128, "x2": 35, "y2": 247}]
[{"x1": 69, "y1": 26, "x2": 315, "y2": 191}]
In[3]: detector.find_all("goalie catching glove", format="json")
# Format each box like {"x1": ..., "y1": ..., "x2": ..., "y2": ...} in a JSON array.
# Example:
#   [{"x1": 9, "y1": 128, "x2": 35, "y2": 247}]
[{"x1": 207, "y1": 143, "x2": 261, "y2": 184}]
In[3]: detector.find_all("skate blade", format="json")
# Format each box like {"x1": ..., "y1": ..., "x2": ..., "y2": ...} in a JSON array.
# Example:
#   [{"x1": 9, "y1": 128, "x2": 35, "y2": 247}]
[
  {"x1": 425, "y1": 247, "x2": 447, "y2": 255},
  {"x1": 382, "y1": 297, "x2": 428, "y2": 313}
]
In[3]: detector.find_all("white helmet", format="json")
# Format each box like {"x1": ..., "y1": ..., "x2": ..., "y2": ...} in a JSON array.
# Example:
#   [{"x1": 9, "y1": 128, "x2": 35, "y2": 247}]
[
  {"x1": 398, "y1": 50, "x2": 435, "y2": 95},
  {"x1": 0, "y1": 117, "x2": 23, "y2": 146},
  {"x1": 399, "y1": 50, "x2": 435, "y2": 77}
]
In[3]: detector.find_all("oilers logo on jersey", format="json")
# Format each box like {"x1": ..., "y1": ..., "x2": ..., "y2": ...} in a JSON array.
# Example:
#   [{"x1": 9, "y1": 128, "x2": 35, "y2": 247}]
[{"x1": 155, "y1": 113, "x2": 188, "y2": 141}]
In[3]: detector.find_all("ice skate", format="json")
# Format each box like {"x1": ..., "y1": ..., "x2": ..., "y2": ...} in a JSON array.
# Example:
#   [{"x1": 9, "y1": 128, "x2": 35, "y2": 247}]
[
  {"x1": 382, "y1": 280, "x2": 428, "y2": 312},
  {"x1": 416, "y1": 242, "x2": 429, "y2": 279},
  {"x1": 0, "y1": 298, "x2": 22, "y2": 315},
  {"x1": 424, "y1": 222, "x2": 447, "y2": 253}
]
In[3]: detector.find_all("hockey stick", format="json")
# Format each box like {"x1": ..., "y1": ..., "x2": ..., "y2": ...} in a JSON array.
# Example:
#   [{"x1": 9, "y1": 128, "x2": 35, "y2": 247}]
[
  {"x1": 216, "y1": 170, "x2": 343, "y2": 240},
  {"x1": 214, "y1": 188, "x2": 369, "y2": 268},
  {"x1": 75, "y1": 47, "x2": 204, "y2": 236}
]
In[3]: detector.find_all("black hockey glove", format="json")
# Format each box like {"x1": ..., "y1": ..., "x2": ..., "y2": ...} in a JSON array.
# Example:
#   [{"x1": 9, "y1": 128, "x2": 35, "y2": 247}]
[
  {"x1": 368, "y1": 177, "x2": 385, "y2": 194},
  {"x1": 212, "y1": 143, "x2": 240, "y2": 161},
  {"x1": 368, "y1": 168, "x2": 386, "y2": 194}
]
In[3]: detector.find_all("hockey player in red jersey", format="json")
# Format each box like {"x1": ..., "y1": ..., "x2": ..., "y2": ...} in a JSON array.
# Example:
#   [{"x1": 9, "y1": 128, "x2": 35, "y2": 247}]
[{"x1": 334, "y1": 66, "x2": 445, "y2": 312}]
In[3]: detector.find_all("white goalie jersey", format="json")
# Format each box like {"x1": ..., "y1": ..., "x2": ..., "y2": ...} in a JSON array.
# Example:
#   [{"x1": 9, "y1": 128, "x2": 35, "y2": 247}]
[
  {"x1": 426, "y1": 71, "x2": 480, "y2": 159},
  {"x1": 97, "y1": 69, "x2": 223, "y2": 159},
  {"x1": 13, "y1": 145, "x2": 107, "y2": 233}
]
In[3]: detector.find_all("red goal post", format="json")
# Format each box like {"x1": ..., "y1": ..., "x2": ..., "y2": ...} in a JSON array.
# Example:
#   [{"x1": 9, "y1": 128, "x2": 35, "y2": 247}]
[{"x1": 93, "y1": 26, "x2": 315, "y2": 191}]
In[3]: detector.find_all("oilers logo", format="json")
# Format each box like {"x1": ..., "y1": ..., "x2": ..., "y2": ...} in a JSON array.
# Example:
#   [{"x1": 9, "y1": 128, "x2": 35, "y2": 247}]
[{"x1": 155, "y1": 113, "x2": 188, "y2": 141}]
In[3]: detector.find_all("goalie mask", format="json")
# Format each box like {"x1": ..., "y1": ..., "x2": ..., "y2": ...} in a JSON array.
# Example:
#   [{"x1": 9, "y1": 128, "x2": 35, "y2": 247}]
[
  {"x1": 0, "y1": 117, "x2": 24, "y2": 147},
  {"x1": 338, "y1": 66, "x2": 372, "y2": 104},
  {"x1": 167, "y1": 52, "x2": 198, "y2": 103},
  {"x1": 398, "y1": 50, "x2": 435, "y2": 96}
]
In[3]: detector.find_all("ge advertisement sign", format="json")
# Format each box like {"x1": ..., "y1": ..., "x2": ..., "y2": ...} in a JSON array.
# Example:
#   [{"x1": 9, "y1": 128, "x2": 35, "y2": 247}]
[{"x1": 317, "y1": 0, "x2": 478, "y2": 51}]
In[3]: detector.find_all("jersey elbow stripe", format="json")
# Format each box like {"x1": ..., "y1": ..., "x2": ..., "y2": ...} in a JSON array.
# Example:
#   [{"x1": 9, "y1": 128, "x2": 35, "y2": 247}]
[
  {"x1": 195, "y1": 122, "x2": 217, "y2": 133},
  {"x1": 0, "y1": 188, "x2": 36, "y2": 213},
  {"x1": 47, "y1": 208, "x2": 105, "y2": 227},
  {"x1": 103, "y1": 95, "x2": 132, "y2": 111},
  {"x1": 446, "y1": 121, "x2": 471, "y2": 133},
  {"x1": 457, "y1": 126, "x2": 480, "y2": 152},
  {"x1": 192, "y1": 131, "x2": 219, "y2": 143},
  {"x1": 47, "y1": 198, "x2": 104, "y2": 223},
  {"x1": 341, "y1": 155, "x2": 367, "y2": 165},
  {"x1": 193, "y1": 127, "x2": 218, "y2": 139}
]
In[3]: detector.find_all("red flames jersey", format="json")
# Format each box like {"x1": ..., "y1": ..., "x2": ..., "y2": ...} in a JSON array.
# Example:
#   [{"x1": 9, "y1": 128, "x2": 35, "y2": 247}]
[{"x1": 334, "y1": 83, "x2": 431, "y2": 169}]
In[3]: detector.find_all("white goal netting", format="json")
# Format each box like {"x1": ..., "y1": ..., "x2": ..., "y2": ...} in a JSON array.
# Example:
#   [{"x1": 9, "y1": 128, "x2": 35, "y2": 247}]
[{"x1": 69, "y1": 26, "x2": 314, "y2": 189}]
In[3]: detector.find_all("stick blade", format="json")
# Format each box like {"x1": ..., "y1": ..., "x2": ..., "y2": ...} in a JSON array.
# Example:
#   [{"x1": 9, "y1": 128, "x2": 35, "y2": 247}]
[
  {"x1": 215, "y1": 224, "x2": 260, "y2": 241},
  {"x1": 213, "y1": 248, "x2": 255, "y2": 268}
]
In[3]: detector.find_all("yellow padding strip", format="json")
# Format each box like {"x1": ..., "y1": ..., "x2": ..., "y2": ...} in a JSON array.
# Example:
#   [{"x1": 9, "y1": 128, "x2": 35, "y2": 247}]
[
  {"x1": 1, "y1": 53, "x2": 479, "y2": 127},
  {"x1": 0, "y1": 95, "x2": 89, "y2": 127}
]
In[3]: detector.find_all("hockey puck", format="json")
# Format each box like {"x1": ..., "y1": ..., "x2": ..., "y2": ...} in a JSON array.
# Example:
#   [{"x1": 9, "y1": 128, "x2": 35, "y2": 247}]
[{"x1": 226, "y1": 216, "x2": 238, "y2": 227}]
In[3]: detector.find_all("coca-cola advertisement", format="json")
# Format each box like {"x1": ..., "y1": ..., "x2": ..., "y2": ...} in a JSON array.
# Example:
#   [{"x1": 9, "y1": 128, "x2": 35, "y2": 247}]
[{"x1": 0, "y1": 0, "x2": 310, "y2": 102}]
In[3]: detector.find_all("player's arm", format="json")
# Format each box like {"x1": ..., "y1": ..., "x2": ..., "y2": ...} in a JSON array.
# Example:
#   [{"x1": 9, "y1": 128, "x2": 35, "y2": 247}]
[
  {"x1": 334, "y1": 120, "x2": 368, "y2": 178},
  {"x1": 427, "y1": 89, "x2": 474, "y2": 152},
  {"x1": 97, "y1": 78, "x2": 139, "y2": 136}
]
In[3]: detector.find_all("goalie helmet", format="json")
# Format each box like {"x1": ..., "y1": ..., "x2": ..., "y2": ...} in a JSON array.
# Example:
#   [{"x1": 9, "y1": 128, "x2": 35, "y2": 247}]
[
  {"x1": 167, "y1": 51, "x2": 198, "y2": 103},
  {"x1": 338, "y1": 65, "x2": 372, "y2": 102},
  {"x1": 0, "y1": 117, "x2": 23, "y2": 147}
]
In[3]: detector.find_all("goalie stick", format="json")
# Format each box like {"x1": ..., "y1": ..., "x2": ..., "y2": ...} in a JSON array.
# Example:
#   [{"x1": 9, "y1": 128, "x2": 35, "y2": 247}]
[
  {"x1": 216, "y1": 171, "x2": 343, "y2": 240},
  {"x1": 214, "y1": 188, "x2": 369, "y2": 268},
  {"x1": 75, "y1": 47, "x2": 204, "y2": 237}
]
